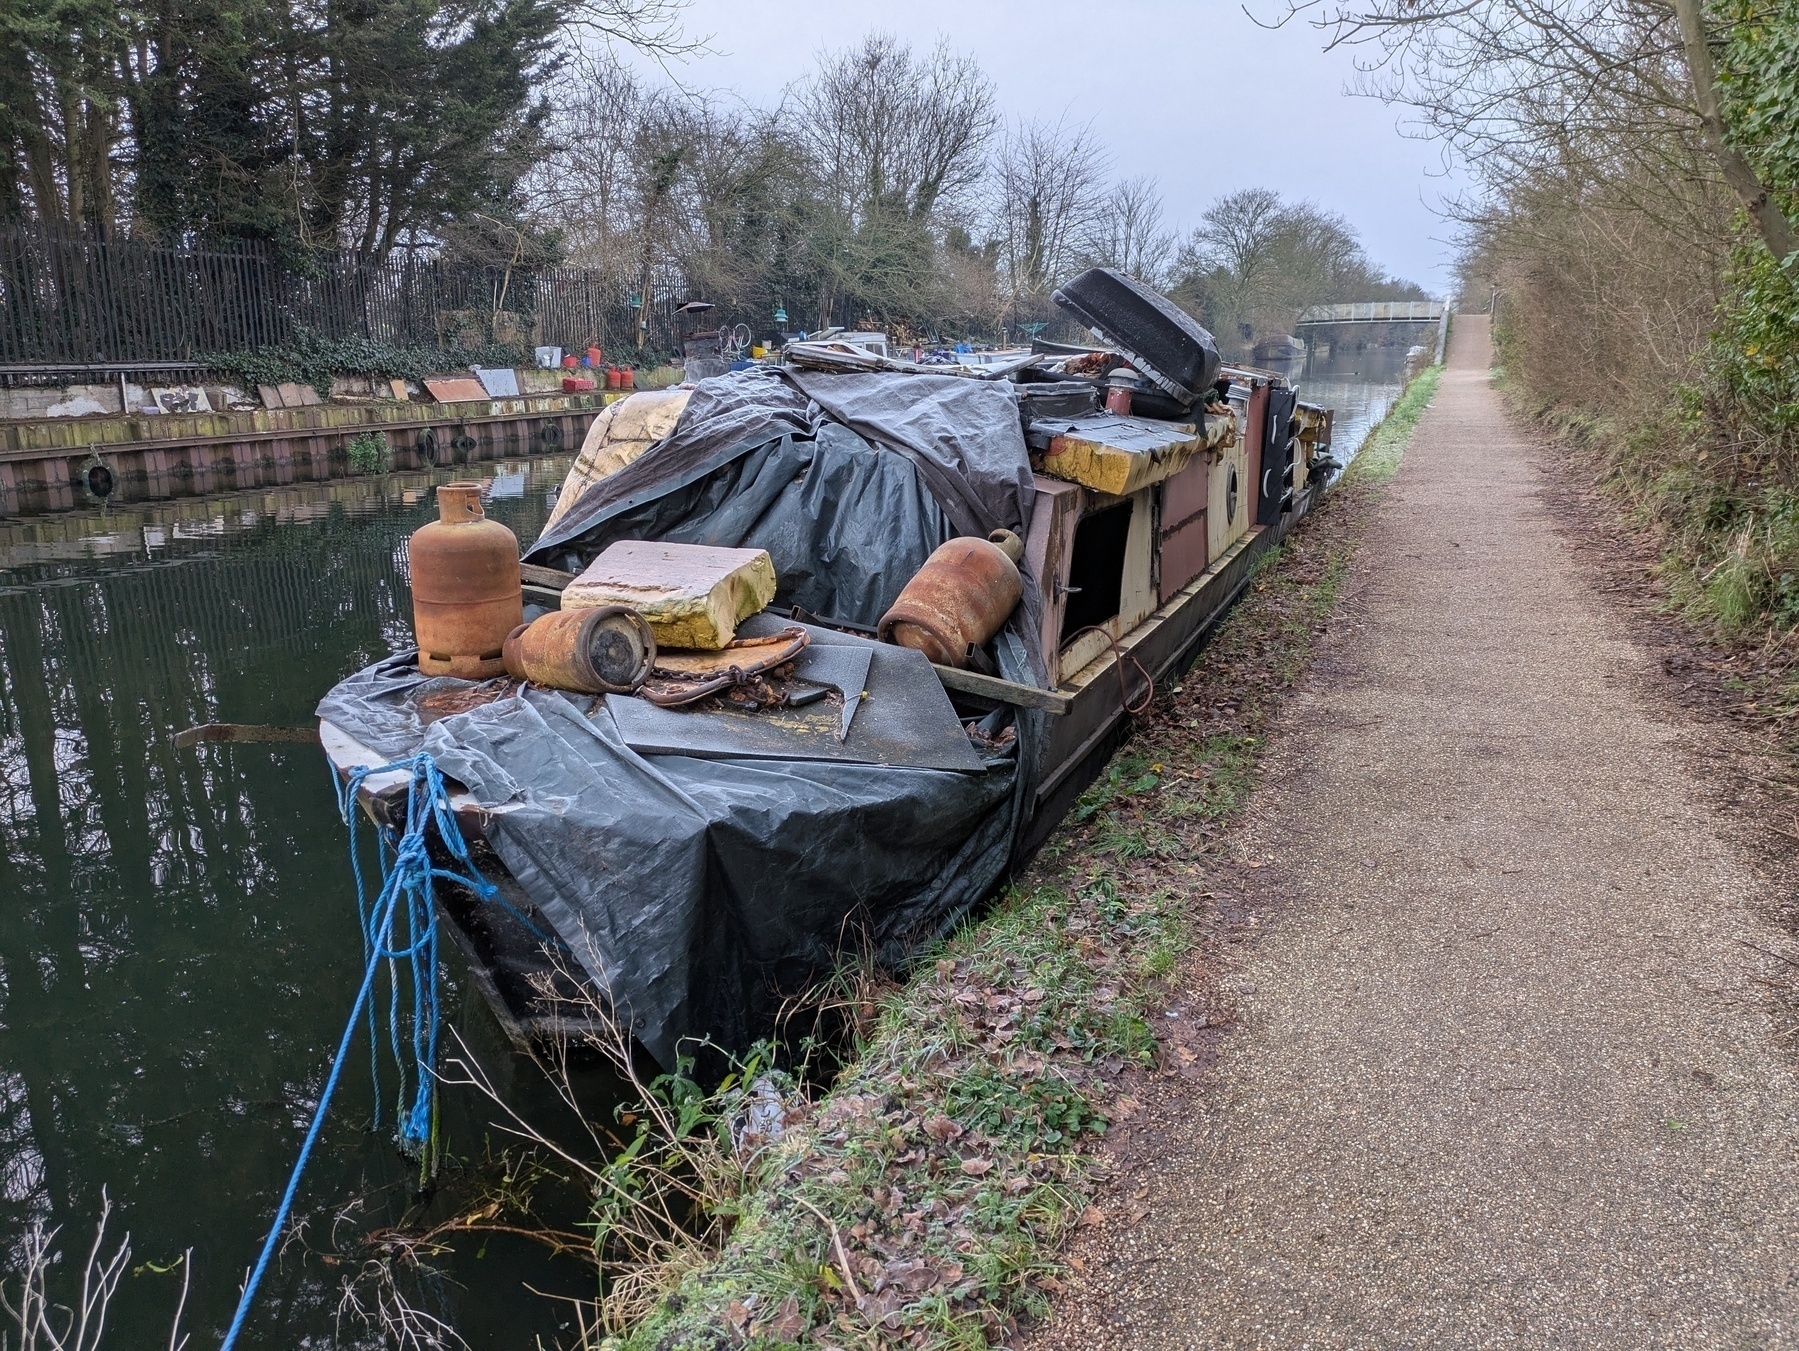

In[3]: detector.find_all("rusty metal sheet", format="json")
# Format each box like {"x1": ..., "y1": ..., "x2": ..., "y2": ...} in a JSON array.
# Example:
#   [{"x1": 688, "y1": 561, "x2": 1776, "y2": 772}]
[
  {"x1": 425, "y1": 377, "x2": 491, "y2": 404},
  {"x1": 608, "y1": 643, "x2": 880, "y2": 763}
]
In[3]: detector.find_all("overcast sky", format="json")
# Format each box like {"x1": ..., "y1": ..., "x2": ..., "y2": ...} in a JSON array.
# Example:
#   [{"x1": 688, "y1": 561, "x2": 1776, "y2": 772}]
[{"x1": 613, "y1": 0, "x2": 1467, "y2": 294}]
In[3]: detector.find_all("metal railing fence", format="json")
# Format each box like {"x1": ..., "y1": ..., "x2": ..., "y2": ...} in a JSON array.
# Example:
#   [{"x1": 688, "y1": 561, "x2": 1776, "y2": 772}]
[{"x1": 0, "y1": 224, "x2": 679, "y2": 367}]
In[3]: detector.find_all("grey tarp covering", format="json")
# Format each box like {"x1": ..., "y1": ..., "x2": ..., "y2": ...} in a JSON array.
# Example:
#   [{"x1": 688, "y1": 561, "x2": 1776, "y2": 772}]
[{"x1": 319, "y1": 369, "x2": 1050, "y2": 1064}]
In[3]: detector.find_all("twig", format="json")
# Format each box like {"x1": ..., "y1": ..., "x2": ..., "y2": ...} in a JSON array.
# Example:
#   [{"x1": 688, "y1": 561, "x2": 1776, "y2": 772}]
[{"x1": 792, "y1": 1196, "x2": 862, "y2": 1304}]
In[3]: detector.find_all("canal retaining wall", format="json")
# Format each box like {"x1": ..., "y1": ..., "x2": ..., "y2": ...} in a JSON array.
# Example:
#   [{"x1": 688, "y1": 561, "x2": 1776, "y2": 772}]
[{"x1": 0, "y1": 390, "x2": 621, "y2": 516}]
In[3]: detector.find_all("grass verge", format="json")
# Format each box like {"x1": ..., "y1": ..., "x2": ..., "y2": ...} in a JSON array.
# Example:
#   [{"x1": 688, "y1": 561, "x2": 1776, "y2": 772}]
[{"x1": 606, "y1": 370, "x2": 1439, "y2": 1351}]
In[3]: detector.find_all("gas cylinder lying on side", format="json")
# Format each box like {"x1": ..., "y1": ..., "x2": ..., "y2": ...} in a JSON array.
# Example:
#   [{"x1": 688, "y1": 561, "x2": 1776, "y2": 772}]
[
  {"x1": 503, "y1": 607, "x2": 656, "y2": 694},
  {"x1": 877, "y1": 529, "x2": 1024, "y2": 669},
  {"x1": 409, "y1": 482, "x2": 523, "y2": 679}
]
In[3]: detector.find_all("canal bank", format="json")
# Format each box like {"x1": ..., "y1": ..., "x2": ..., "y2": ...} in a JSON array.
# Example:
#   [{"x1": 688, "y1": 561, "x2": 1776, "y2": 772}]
[{"x1": 0, "y1": 389, "x2": 613, "y2": 517}]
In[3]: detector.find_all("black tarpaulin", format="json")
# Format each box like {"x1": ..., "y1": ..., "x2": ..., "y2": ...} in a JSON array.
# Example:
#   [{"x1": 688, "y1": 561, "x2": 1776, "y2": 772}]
[{"x1": 318, "y1": 370, "x2": 1049, "y2": 1064}]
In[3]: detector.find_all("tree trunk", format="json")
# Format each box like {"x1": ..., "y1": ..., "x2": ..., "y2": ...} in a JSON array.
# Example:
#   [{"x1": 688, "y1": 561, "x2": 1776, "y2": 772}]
[{"x1": 1669, "y1": 0, "x2": 1798, "y2": 264}]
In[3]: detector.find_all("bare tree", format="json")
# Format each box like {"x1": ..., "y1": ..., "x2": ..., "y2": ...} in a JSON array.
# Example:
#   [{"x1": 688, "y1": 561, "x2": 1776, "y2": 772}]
[
  {"x1": 1283, "y1": 0, "x2": 1795, "y2": 261},
  {"x1": 1172, "y1": 187, "x2": 1420, "y2": 344},
  {"x1": 564, "y1": 0, "x2": 703, "y2": 57},
  {"x1": 789, "y1": 33, "x2": 997, "y2": 221},
  {"x1": 1082, "y1": 174, "x2": 1177, "y2": 285},
  {"x1": 1179, "y1": 186, "x2": 1290, "y2": 316},
  {"x1": 991, "y1": 116, "x2": 1111, "y2": 305},
  {"x1": 525, "y1": 51, "x2": 653, "y2": 269},
  {"x1": 785, "y1": 32, "x2": 998, "y2": 326}
]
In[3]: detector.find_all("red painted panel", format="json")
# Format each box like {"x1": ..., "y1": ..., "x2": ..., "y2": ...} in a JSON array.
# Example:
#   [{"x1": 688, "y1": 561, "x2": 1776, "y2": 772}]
[
  {"x1": 1243, "y1": 383, "x2": 1269, "y2": 530},
  {"x1": 1158, "y1": 510, "x2": 1208, "y2": 603},
  {"x1": 1160, "y1": 456, "x2": 1208, "y2": 528}
]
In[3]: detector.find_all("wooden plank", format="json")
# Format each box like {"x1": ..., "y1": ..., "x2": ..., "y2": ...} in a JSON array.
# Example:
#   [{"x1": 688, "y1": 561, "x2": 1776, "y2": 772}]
[
  {"x1": 931, "y1": 664, "x2": 1072, "y2": 715},
  {"x1": 520, "y1": 562, "x2": 574, "y2": 590}
]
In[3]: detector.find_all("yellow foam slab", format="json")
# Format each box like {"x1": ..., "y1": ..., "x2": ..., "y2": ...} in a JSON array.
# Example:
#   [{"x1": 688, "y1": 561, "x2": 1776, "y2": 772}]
[{"x1": 561, "y1": 540, "x2": 777, "y2": 650}]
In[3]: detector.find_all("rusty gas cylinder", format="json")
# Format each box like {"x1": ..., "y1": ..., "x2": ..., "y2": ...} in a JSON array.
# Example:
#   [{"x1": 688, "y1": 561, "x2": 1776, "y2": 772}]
[
  {"x1": 409, "y1": 482, "x2": 523, "y2": 679},
  {"x1": 503, "y1": 606, "x2": 655, "y2": 693},
  {"x1": 877, "y1": 529, "x2": 1025, "y2": 668}
]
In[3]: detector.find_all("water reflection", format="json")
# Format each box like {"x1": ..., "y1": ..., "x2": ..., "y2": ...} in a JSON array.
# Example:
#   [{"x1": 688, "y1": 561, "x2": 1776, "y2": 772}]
[
  {"x1": 0, "y1": 457, "x2": 603, "y2": 1346},
  {"x1": 1292, "y1": 342, "x2": 1414, "y2": 463}
]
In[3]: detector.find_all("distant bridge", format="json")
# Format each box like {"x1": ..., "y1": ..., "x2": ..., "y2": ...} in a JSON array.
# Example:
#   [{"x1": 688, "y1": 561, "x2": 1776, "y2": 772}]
[{"x1": 1296, "y1": 301, "x2": 1446, "y2": 326}]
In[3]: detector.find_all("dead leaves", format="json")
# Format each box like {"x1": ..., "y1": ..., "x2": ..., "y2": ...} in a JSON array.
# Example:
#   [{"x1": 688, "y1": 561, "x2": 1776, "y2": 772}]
[
  {"x1": 856, "y1": 1255, "x2": 970, "y2": 1328},
  {"x1": 729, "y1": 1293, "x2": 806, "y2": 1342},
  {"x1": 759, "y1": 1294, "x2": 806, "y2": 1340},
  {"x1": 922, "y1": 1112, "x2": 962, "y2": 1144}
]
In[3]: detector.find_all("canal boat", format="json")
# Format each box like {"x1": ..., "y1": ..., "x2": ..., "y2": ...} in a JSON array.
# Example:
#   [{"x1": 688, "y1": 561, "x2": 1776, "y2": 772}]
[{"x1": 317, "y1": 270, "x2": 1338, "y2": 1064}]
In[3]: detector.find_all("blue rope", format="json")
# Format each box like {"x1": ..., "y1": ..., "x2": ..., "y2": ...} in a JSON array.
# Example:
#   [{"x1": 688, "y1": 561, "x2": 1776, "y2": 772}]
[{"x1": 220, "y1": 752, "x2": 495, "y2": 1351}]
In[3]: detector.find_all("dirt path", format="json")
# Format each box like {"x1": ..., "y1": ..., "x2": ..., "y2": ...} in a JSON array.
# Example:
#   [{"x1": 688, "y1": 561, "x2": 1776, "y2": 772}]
[{"x1": 1030, "y1": 315, "x2": 1799, "y2": 1348}]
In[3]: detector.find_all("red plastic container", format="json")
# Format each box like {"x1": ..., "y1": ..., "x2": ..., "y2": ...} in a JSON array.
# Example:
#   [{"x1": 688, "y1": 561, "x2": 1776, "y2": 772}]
[
  {"x1": 561, "y1": 355, "x2": 577, "y2": 369},
  {"x1": 562, "y1": 376, "x2": 596, "y2": 392}
]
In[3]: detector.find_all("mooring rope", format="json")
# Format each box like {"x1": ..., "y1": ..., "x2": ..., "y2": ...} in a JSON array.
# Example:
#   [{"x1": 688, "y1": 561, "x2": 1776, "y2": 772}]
[{"x1": 219, "y1": 752, "x2": 494, "y2": 1351}]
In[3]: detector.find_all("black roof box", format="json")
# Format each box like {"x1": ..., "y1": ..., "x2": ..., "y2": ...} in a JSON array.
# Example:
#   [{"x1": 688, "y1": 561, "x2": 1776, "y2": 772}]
[{"x1": 1051, "y1": 268, "x2": 1221, "y2": 406}]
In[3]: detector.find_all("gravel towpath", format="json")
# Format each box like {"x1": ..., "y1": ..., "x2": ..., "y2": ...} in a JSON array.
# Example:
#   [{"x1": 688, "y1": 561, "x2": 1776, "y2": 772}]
[{"x1": 1029, "y1": 314, "x2": 1799, "y2": 1348}]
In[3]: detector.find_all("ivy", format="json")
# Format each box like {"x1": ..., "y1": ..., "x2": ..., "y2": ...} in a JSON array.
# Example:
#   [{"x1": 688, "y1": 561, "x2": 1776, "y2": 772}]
[
  {"x1": 199, "y1": 328, "x2": 535, "y2": 397},
  {"x1": 1717, "y1": 0, "x2": 1799, "y2": 214},
  {"x1": 1708, "y1": 245, "x2": 1799, "y2": 439}
]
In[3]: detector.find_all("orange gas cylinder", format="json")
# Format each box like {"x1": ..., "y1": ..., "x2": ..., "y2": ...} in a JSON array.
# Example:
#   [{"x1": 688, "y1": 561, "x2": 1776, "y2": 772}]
[
  {"x1": 618, "y1": 367, "x2": 635, "y2": 390},
  {"x1": 502, "y1": 606, "x2": 655, "y2": 694},
  {"x1": 409, "y1": 482, "x2": 522, "y2": 678},
  {"x1": 877, "y1": 529, "x2": 1024, "y2": 668}
]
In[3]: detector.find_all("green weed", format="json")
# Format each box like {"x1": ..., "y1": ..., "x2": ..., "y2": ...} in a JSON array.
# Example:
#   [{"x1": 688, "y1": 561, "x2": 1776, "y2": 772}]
[
  {"x1": 1349, "y1": 364, "x2": 1443, "y2": 483},
  {"x1": 345, "y1": 431, "x2": 392, "y2": 475}
]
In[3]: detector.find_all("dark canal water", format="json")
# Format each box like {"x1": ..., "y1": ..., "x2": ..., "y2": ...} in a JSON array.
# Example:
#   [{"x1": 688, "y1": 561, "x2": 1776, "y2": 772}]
[
  {"x1": 0, "y1": 350, "x2": 1412, "y2": 1347},
  {"x1": 0, "y1": 457, "x2": 602, "y2": 1348},
  {"x1": 1288, "y1": 340, "x2": 1416, "y2": 461}
]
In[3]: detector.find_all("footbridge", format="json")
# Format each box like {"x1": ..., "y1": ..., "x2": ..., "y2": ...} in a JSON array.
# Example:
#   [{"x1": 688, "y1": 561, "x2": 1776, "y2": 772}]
[
  {"x1": 1297, "y1": 299, "x2": 1453, "y2": 364},
  {"x1": 1295, "y1": 300, "x2": 1445, "y2": 326}
]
